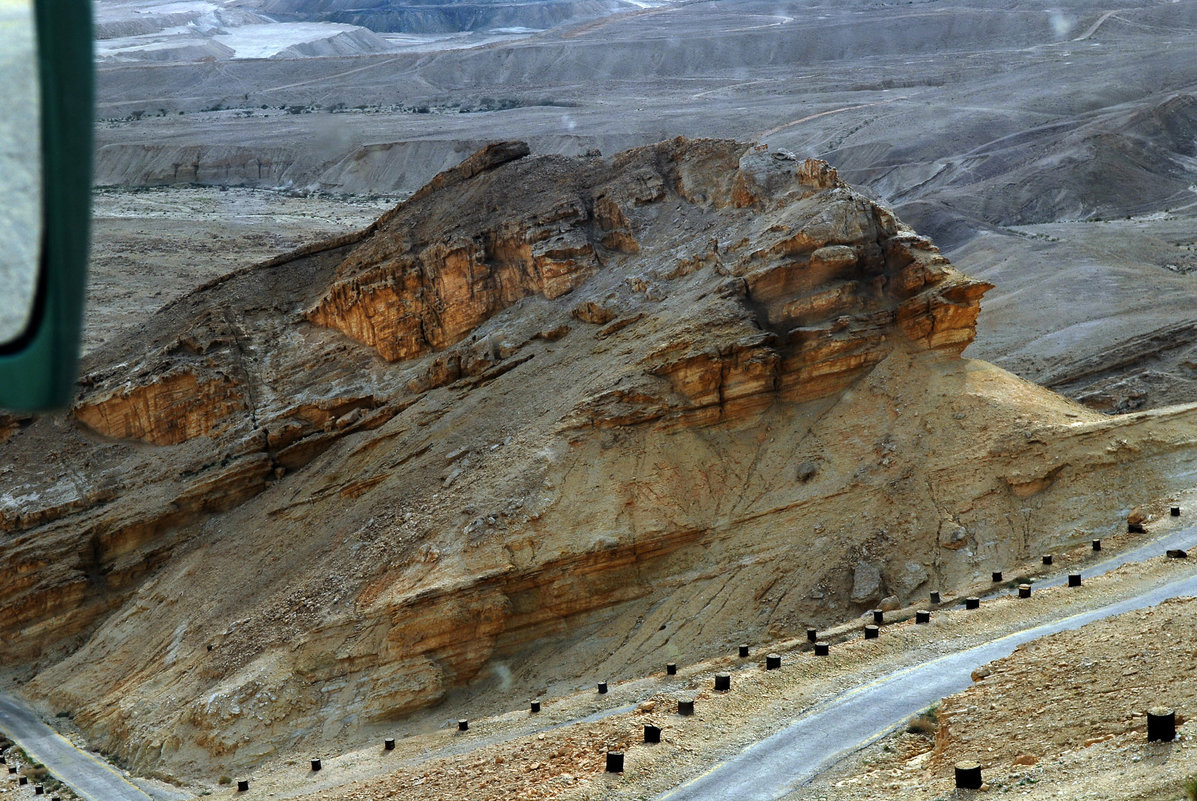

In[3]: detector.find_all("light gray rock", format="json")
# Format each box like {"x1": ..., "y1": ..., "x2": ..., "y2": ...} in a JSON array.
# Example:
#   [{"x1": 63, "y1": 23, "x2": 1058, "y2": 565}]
[
  {"x1": 891, "y1": 561, "x2": 929, "y2": 597},
  {"x1": 850, "y1": 560, "x2": 882, "y2": 603}
]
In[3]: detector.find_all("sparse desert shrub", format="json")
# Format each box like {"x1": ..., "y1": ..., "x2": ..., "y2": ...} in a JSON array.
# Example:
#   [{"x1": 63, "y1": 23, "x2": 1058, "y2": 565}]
[
  {"x1": 906, "y1": 702, "x2": 939, "y2": 736},
  {"x1": 219, "y1": 775, "x2": 232, "y2": 785},
  {"x1": 906, "y1": 716, "x2": 936, "y2": 736},
  {"x1": 1184, "y1": 774, "x2": 1197, "y2": 801}
]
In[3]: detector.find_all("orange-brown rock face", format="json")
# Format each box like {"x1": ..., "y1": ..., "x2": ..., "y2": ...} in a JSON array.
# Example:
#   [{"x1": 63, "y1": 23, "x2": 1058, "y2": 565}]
[
  {"x1": 307, "y1": 219, "x2": 599, "y2": 362},
  {"x1": 306, "y1": 140, "x2": 605, "y2": 362},
  {"x1": 310, "y1": 138, "x2": 991, "y2": 424},
  {"x1": 8, "y1": 137, "x2": 1189, "y2": 784},
  {"x1": 74, "y1": 371, "x2": 247, "y2": 445}
]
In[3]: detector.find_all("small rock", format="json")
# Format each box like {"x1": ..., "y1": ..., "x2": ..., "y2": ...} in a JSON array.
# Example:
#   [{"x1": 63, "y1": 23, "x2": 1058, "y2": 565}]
[
  {"x1": 892, "y1": 561, "x2": 929, "y2": 597},
  {"x1": 571, "y1": 301, "x2": 617, "y2": 325},
  {"x1": 941, "y1": 524, "x2": 968, "y2": 550},
  {"x1": 850, "y1": 561, "x2": 882, "y2": 603},
  {"x1": 535, "y1": 324, "x2": 571, "y2": 342},
  {"x1": 971, "y1": 665, "x2": 992, "y2": 682},
  {"x1": 1013, "y1": 753, "x2": 1037, "y2": 766},
  {"x1": 335, "y1": 408, "x2": 363, "y2": 429},
  {"x1": 1129, "y1": 506, "x2": 1148, "y2": 532},
  {"x1": 638, "y1": 701, "x2": 656, "y2": 713}
]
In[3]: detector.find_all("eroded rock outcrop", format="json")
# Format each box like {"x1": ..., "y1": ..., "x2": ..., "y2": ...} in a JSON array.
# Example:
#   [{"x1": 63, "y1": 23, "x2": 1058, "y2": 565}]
[
  {"x1": 310, "y1": 138, "x2": 991, "y2": 425},
  {"x1": 2, "y1": 138, "x2": 1195, "y2": 781},
  {"x1": 74, "y1": 371, "x2": 247, "y2": 445}
]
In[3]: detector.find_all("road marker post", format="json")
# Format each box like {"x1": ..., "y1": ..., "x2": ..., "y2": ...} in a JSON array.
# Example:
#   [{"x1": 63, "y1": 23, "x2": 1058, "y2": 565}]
[
  {"x1": 1148, "y1": 707, "x2": 1176, "y2": 742},
  {"x1": 954, "y1": 761, "x2": 982, "y2": 789}
]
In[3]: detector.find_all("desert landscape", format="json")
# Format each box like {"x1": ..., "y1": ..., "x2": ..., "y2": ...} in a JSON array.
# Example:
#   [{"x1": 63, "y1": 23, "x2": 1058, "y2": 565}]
[{"x1": 2, "y1": 0, "x2": 1197, "y2": 799}]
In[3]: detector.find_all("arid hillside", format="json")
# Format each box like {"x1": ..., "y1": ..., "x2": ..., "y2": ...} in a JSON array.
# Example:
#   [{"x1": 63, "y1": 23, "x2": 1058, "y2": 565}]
[
  {"x1": 2, "y1": 138, "x2": 1196, "y2": 783},
  {"x1": 90, "y1": 0, "x2": 1197, "y2": 416}
]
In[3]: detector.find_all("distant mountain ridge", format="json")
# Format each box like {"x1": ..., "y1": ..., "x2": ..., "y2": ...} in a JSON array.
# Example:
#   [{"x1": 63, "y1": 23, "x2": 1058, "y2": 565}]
[{"x1": 248, "y1": 0, "x2": 654, "y2": 33}]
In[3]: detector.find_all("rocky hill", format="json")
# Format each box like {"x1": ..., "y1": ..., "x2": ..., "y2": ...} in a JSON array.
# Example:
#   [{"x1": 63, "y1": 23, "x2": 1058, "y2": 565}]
[{"x1": 2, "y1": 138, "x2": 1195, "y2": 780}]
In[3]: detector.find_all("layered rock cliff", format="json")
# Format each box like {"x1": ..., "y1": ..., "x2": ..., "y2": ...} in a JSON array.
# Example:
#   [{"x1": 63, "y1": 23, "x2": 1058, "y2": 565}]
[{"x1": 2, "y1": 137, "x2": 1195, "y2": 780}]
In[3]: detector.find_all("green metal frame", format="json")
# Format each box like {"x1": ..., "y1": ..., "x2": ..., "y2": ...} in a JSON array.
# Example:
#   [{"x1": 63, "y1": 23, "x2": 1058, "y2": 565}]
[{"x1": 0, "y1": 0, "x2": 92, "y2": 412}]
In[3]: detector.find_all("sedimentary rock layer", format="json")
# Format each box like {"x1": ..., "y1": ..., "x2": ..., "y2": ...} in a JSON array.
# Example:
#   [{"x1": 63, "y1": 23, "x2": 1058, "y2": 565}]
[{"x1": 1, "y1": 138, "x2": 1193, "y2": 781}]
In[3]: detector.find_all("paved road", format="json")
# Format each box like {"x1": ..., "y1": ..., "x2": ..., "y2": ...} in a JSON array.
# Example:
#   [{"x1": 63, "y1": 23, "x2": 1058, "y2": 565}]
[
  {"x1": 0, "y1": 693, "x2": 153, "y2": 801},
  {"x1": 661, "y1": 527, "x2": 1197, "y2": 801},
  {"x1": 996, "y1": 526, "x2": 1197, "y2": 594}
]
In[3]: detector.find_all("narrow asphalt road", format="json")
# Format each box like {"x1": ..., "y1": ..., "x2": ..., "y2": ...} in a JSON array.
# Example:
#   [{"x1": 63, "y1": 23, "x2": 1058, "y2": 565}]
[
  {"x1": 661, "y1": 527, "x2": 1197, "y2": 801},
  {"x1": 0, "y1": 692, "x2": 154, "y2": 801}
]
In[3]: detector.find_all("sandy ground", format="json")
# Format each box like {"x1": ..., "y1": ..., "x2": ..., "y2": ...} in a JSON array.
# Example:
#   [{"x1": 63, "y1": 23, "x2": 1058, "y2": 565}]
[
  {"x1": 180, "y1": 491, "x2": 1197, "y2": 801},
  {"x1": 85, "y1": 187, "x2": 392, "y2": 354},
  {"x1": 805, "y1": 606, "x2": 1197, "y2": 801}
]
